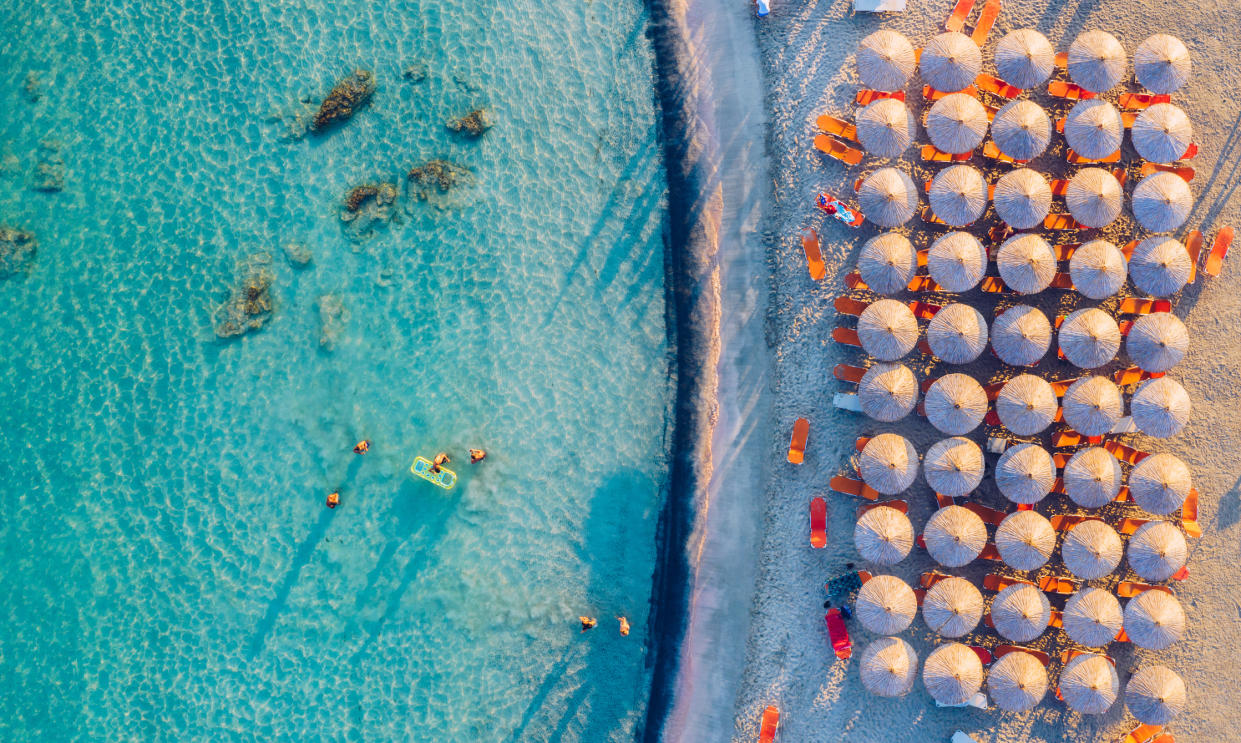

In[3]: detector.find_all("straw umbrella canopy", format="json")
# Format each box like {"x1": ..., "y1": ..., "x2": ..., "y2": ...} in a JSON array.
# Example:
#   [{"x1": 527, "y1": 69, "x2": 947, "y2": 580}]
[
  {"x1": 1129, "y1": 453, "x2": 1192, "y2": 515},
  {"x1": 997, "y1": 234, "x2": 1056, "y2": 295},
  {"x1": 923, "y1": 505, "x2": 986, "y2": 567},
  {"x1": 927, "y1": 95, "x2": 989, "y2": 154},
  {"x1": 1128, "y1": 521, "x2": 1188, "y2": 582},
  {"x1": 994, "y1": 168, "x2": 1052, "y2": 229},
  {"x1": 921, "y1": 32, "x2": 983, "y2": 93},
  {"x1": 857, "y1": 299, "x2": 919, "y2": 361},
  {"x1": 856, "y1": 505, "x2": 915, "y2": 565},
  {"x1": 1135, "y1": 34, "x2": 1191, "y2": 94},
  {"x1": 929, "y1": 164, "x2": 987, "y2": 225},
  {"x1": 925, "y1": 373, "x2": 987, "y2": 435},
  {"x1": 1131, "y1": 376, "x2": 1191, "y2": 438},
  {"x1": 855, "y1": 574, "x2": 918, "y2": 635},
  {"x1": 1062, "y1": 587, "x2": 1123, "y2": 646},
  {"x1": 858, "y1": 232, "x2": 917, "y2": 296},
  {"x1": 923, "y1": 576, "x2": 984, "y2": 637},
  {"x1": 1066, "y1": 168, "x2": 1124, "y2": 228},
  {"x1": 923, "y1": 642, "x2": 984, "y2": 706},
  {"x1": 1068, "y1": 30, "x2": 1127, "y2": 93},
  {"x1": 1065, "y1": 99, "x2": 1124, "y2": 159},
  {"x1": 926, "y1": 303, "x2": 988, "y2": 364},
  {"x1": 857, "y1": 98, "x2": 918, "y2": 158},
  {"x1": 1133, "y1": 173, "x2": 1193, "y2": 233},
  {"x1": 860, "y1": 637, "x2": 919, "y2": 698},
  {"x1": 991, "y1": 99, "x2": 1052, "y2": 161},
  {"x1": 858, "y1": 168, "x2": 919, "y2": 228},
  {"x1": 859, "y1": 363, "x2": 919, "y2": 421},
  {"x1": 858, "y1": 30, "x2": 916, "y2": 91},
  {"x1": 1127, "y1": 312, "x2": 1189, "y2": 373},
  {"x1": 1059, "y1": 308, "x2": 1121, "y2": 369},
  {"x1": 927, "y1": 232, "x2": 986, "y2": 292},
  {"x1": 991, "y1": 583, "x2": 1051, "y2": 642},
  {"x1": 1060, "y1": 653, "x2": 1120, "y2": 714},
  {"x1": 859, "y1": 433, "x2": 920, "y2": 495},
  {"x1": 1124, "y1": 589, "x2": 1186, "y2": 650},
  {"x1": 992, "y1": 305, "x2": 1052, "y2": 366},
  {"x1": 1133, "y1": 104, "x2": 1193, "y2": 163},
  {"x1": 996, "y1": 374, "x2": 1057, "y2": 435},
  {"x1": 924, "y1": 437, "x2": 984, "y2": 497},
  {"x1": 996, "y1": 510, "x2": 1056, "y2": 571},
  {"x1": 1062, "y1": 519, "x2": 1123, "y2": 580},
  {"x1": 1126, "y1": 666, "x2": 1187, "y2": 725},
  {"x1": 988, "y1": 650, "x2": 1049, "y2": 712},
  {"x1": 1063, "y1": 446, "x2": 1122, "y2": 508},
  {"x1": 1130, "y1": 236, "x2": 1193, "y2": 295},
  {"x1": 995, "y1": 443, "x2": 1056, "y2": 504},
  {"x1": 1069, "y1": 239, "x2": 1127, "y2": 299},
  {"x1": 995, "y1": 29, "x2": 1054, "y2": 89},
  {"x1": 1062, "y1": 376, "x2": 1123, "y2": 436}
]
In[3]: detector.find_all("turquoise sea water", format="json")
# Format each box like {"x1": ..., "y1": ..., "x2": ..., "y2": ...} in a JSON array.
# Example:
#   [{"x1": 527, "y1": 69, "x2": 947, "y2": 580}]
[{"x1": 0, "y1": 1, "x2": 673, "y2": 740}]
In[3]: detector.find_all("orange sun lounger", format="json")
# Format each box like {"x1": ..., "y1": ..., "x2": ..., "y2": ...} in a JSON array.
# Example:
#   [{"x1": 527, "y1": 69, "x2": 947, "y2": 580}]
[
  {"x1": 1140, "y1": 162, "x2": 1195, "y2": 182},
  {"x1": 787, "y1": 418, "x2": 809, "y2": 464},
  {"x1": 961, "y1": 501, "x2": 1007, "y2": 526},
  {"x1": 970, "y1": 0, "x2": 1001, "y2": 45},
  {"x1": 1067, "y1": 148, "x2": 1121, "y2": 164},
  {"x1": 1118, "y1": 297, "x2": 1173, "y2": 315},
  {"x1": 810, "y1": 497, "x2": 827, "y2": 549},
  {"x1": 758, "y1": 705, "x2": 780, "y2": 743},
  {"x1": 981, "y1": 141, "x2": 1022, "y2": 164},
  {"x1": 1182, "y1": 488, "x2": 1202, "y2": 538},
  {"x1": 831, "y1": 326, "x2": 862, "y2": 348},
  {"x1": 994, "y1": 644, "x2": 1050, "y2": 667},
  {"x1": 944, "y1": 0, "x2": 977, "y2": 31},
  {"x1": 830, "y1": 475, "x2": 879, "y2": 501},
  {"x1": 919, "y1": 144, "x2": 972, "y2": 163},
  {"x1": 922, "y1": 84, "x2": 980, "y2": 102},
  {"x1": 1042, "y1": 213, "x2": 1081, "y2": 230},
  {"x1": 825, "y1": 608, "x2": 852, "y2": 659},
  {"x1": 855, "y1": 89, "x2": 905, "y2": 106},
  {"x1": 1203, "y1": 225, "x2": 1234, "y2": 277},
  {"x1": 814, "y1": 134, "x2": 864, "y2": 166},
  {"x1": 1116, "y1": 581, "x2": 1175, "y2": 599},
  {"x1": 800, "y1": 228, "x2": 826, "y2": 281},
  {"x1": 1119, "y1": 92, "x2": 1171, "y2": 110},
  {"x1": 1121, "y1": 723, "x2": 1164, "y2": 743},
  {"x1": 816, "y1": 114, "x2": 858, "y2": 142},
  {"x1": 858, "y1": 499, "x2": 908, "y2": 517},
  {"x1": 1184, "y1": 229, "x2": 1203, "y2": 283},
  {"x1": 834, "y1": 295, "x2": 871, "y2": 317},
  {"x1": 1047, "y1": 80, "x2": 1096, "y2": 100},
  {"x1": 976, "y1": 73, "x2": 1020, "y2": 99},
  {"x1": 834, "y1": 364, "x2": 866, "y2": 384}
]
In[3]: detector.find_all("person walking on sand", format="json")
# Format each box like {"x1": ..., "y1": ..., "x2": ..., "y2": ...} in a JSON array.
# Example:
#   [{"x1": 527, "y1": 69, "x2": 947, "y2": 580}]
[
  {"x1": 469, "y1": 448, "x2": 486, "y2": 464},
  {"x1": 617, "y1": 616, "x2": 630, "y2": 637},
  {"x1": 579, "y1": 616, "x2": 597, "y2": 632},
  {"x1": 326, "y1": 492, "x2": 340, "y2": 509},
  {"x1": 353, "y1": 440, "x2": 370, "y2": 455}
]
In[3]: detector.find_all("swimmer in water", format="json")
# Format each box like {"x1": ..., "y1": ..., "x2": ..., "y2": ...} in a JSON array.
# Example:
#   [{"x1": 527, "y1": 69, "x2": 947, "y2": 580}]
[
  {"x1": 326, "y1": 492, "x2": 340, "y2": 509},
  {"x1": 430, "y1": 452, "x2": 450, "y2": 473},
  {"x1": 469, "y1": 448, "x2": 486, "y2": 464},
  {"x1": 579, "y1": 616, "x2": 597, "y2": 632},
  {"x1": 353, "y1": 440, "x2": 370, "y2": 455},
  {"x1": 617, "y1": 616, "x2": 630, "y2": 637}
]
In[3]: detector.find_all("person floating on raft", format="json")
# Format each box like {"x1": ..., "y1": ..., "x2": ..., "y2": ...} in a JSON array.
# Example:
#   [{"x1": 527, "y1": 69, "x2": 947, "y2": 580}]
[{"x1": 429, "y1": 452, "x2": 450, "y2": 473}]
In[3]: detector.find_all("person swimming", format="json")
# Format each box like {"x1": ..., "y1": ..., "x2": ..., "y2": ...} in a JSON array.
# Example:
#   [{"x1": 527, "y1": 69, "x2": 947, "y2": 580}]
[
  {"x1": 353, "y1": 440, "x2": 370, "y2": 455},
  {"x1": 617, "y1": 616, "x2": 630, "y2": 637},
  {"x1": 578, "y1": 616, "x2": 597, "y2": 632},
  {"x1": 326, "y1": 492, "x2": 340, "y2": 509},
  {"x1": 430, "y1": 452, "x2": 450, "y2": 473},
  {"x1": 469, "y1": 448, "x2": 486, "y2": 464}
]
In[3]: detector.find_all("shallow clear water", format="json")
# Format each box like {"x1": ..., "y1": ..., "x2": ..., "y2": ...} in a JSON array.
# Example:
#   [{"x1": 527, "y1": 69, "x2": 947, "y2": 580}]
[{"x1": 0, "y1": 1, "x2": 672, "y2": 739}]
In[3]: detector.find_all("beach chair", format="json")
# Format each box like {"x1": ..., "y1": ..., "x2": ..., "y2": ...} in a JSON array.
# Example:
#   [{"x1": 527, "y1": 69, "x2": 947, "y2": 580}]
[
  {"x1": 1049, "y1": 272, "x2": 1075, "y2": 290},
  {"x1": 855, "y1": 89, "x2": 906, "y2": 105},
  {"x1": 800, "y1": 228, "x2": 826, "y2": 281},
  {"x1": 1047, "y1": 80, "x2": 1096, "y2": 101},
  {"x1": 1114, "y1": 366, "x2": 1159, "y2": 388},
  {"x1": 981, "y1": 141, "x2": 1021, "y2": 164},
  {"x1": 908, "y1": 299, "x2": 942, "y2": 320},
  {"x1": 1140, "y1": 162, "x2": 1195, "y2": 182},
  {"x1": 1182, "y1": 488, "x2": 1202, "y2": 538},
  {"x1": 816, "y1": 114, "x2": 858, "y2": 142},
  {"x1": 1116, "y1": 581, "x2": 1174, "y2": 599},
  {"x1": 834, "y1": 364, "x2": 867, "y2": 384},
  {"x1": 824, "y1": 608, "x2": 852, "y2": 659},
  {"x1": 978, "y1": 543, "x2": 1003, "y2": 561},
  {"x1": 962, "y1": 501, "x2": 1008, "y2": 527},
  {"x1": 1203, "y1": 225, "x2": 1234, "y2": 277},
  {"x1": 1039, "y1": 575, "x2": 1077, "y2": 594},
  {"x1": 1061, "y1": 649, "x2": 1115, "y2": 667},
  {"x1": 1103, "y1": 439, "x2": 1149, "y2": 465},
  {"x1": 919, "y1": 144, "x2": 972, "y2": 163},
  {"x1": 922, "y1": 84, "x2": 980, "y2": 102},
  {"x1": 1115, "y1": 486, "x2": 1132, "y2": 503},
  {"x1": 1121, "y1": 239, "x2": 1139, "y2": 259},
  {"x1": 1117, "y1": 298, "x2": 1173, "y2": 315},
  {"x1": 831, "y1": 326, "x2": 862, "y2": 348},
  {"x1": 1184, "y1": 229, "x2": 1203, "y2": 283},
  {"x1": 758, "y1": 705, "x2": 780, "y2": 743},
  {"x1": 982, "y1": 573, "x2": 1035, "y2": 592},
  {"x1": 979, "y1": 276, "x2": 1010, "y2": 293},
  {"x1": 833, "y1": 392, "x2": 863, "y2": 412},
  {"x1": 994, "y1": 644, "x2": 1051, "y2": 667},
  {"x1": 814, "y1": 134, "x2": 865, "y2": 166},
  {"x1": 1118, "y1": 92, "x2": 1171, "y2": 110},
  {"x1": 944, "y1": 0, "x2": 977, "y2": 31},
  {"x1": 919, "y1": 571, "x2": 954, "y2": 590},
  {"x1": 1049, "y1": 514, "x2": 1089, "y2": 532},
  {"x1": 1149, "y1": 734, "x2": 1174, "y2": 743},
  {"x1": 919, "y1": 205, "x2": 949, "y2": 226},
  {"x1": 810, "y1": 497, "x2": 827, "y2": 549},
  {"x1": 1120, "y1": 724, "x2": 1164, "y2": 743},
  {"x1": 853, "y1": 436, "x2": 870, "y2": 452},
  {"x1": 1118, "y1": 516, "x2": 1152, "y2": 535},
  {"x1": 969, "y1": 0, "x2": 1001, "y2": 44},
  {"x1": 787, "y1": 418, "x2": 809, "y2": 464},
  {"x1": 1180, "y1": 143, "x2": 1198, "y2": 160},
  {"x1": 830, "y1": 475, "x2": 879, "y2": 501},
  {"x1": 1067, "y1": 148, "x2": 1121, "y2": 164},
  {"x1": 1043, "y1": 213, "x2": 1080, "y2": 230},
  {"x1": 976, "y1": 73, "x2": 1020, "y2": 99},
  {"x1": 834, "y1": 296, "x2": 871, "y2": 317},
  {"x1": 858, "y1": 499, "x2": 909, "y2": 517}
]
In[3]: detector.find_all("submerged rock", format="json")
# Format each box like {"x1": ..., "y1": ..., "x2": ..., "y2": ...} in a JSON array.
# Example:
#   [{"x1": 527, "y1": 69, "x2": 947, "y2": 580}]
[
  {"x1": 282, "y1": 241, "x2": 313, "y2": 268},
  {"x1": 402, "y1": 63, "x2": 428, "y2": 83},
  {"x1": 407, "y1": 159, "x2": 472, "y2": 200},
  {"x1": 214, "y1": 256, "x2": 275, "y2": 338},
  {"x1": 0, "y1": 226, "x2": 37, "y2": 277},
  {"x1": 23, "y1": 72, "x2": 42, "y2": 103},
  {"x1": 311, "y1": 70, "x2": 375, "y2": 133},
  {"x1": 340, "y1": 181, "x2": 400, "y2": 239},
  {"x1": 447, "y1": 108, "x2": 492, "y2": 138},
  {"x1": 32, "y1": 139, "x2": 65, "y2": 192},
  {"x1": 316, "y1": 293, "x2": 347, "y2": 351}
]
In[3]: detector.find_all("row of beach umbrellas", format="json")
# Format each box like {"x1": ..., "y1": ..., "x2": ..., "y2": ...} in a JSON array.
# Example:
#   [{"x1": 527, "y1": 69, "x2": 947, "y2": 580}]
[{"x1": 859, "y1": 29, "x2": 1190, "y2": 96}]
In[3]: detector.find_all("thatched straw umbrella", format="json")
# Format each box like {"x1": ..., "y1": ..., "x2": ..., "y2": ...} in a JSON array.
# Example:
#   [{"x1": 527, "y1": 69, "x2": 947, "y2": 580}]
[
  {"x1": 855, "y1": 573, "x2": 918, "y2": 634},
  {"x1": 923, "y1": 643, "x2": 984, "y2": 706},
  {"x1": 991, "y1": 99, "x2": 1052, "y2": 161},
  {"x1": 1069, "y1": 239, "x2": 1127, "y2": 299},
  {"x1": 1127, "y1": 312, "x2": 1189, "y2": 373},
  {"x1": 1059, "y1": 308, "x2": 1121, "y2": 369},
  {"x1": 997, "y1": 234, "x2": 1056, "y2": 294},
  {"x1": 1129, "y1": 453, "x2": 1192, "y2": 515},
  {"x1": 1128, "y1": 521, "x2": 1188, "y2": 582},
  {"x1": 1065, "y1": 99, "x2": 1124, "y2": 158},
  {"x1": 923, "y1": 504, "x2": 986, "y2": 567},
  {"x1": 861, "y1": 637, "x2": 919, "y2": 697},
  {"x1": 1133, "y1": 104, "x2": 1193, "y2": 163},
  {"x1": 1062, "y1": 587, "x2": 1123, "y2": 646},
  {"x1": 926, "y1": 303, "x2": 988, "y2": 364},
  {"x1": 1062, "y1": 519, "x2": 1123, "y2": 580},
  {"x1": 995, "y1": 510, "x2": 1056, "y2": 571},
  {"x1": 857, "y1": 299, "x2": 919, "y2": 361},
  {"x1": 1063, "y1": 446, "x2": 1122, "y2": 508},
  {"x1": 1130, "y1": 236, "x2": 1193, "y2": 295},
  {"x1": 1126, "y1": 666, "x2": 1187, "y2": 725},
  {"x1": 858, "y1": 232, "x2": 917, "y2": 296},
  {"x1": 994, "y1": 168, "x2": 1052, "y2": 229},
  {"x1": 1124, "y1": 589, "x2": 1186, "y2": 650},
  {"x1": 1068, "y1": 30, "x2": 1127, "y2": 93},
  {"x1": 923, "y1": 576, "x2": 984, "y2": 637},
  {"x1": 928, "y1": 232, "x2": 986, "y2": 292},
  {"x1": 858, "y1": 30, "x2": 917, "y2": 91},
  {"x1": 929, "y1": 164, "x2": 988, "y2": 225},
  {"x1": 992, "y1": 305, "x2": 1051, "y2": 366},
  {"x1": 857, "y1": 98, "x2": 917, "y2": 158},
  {"x1": 995, "y1": 29, "x2": 1054, "y2": 89},
  {"x1": 924, "y1": 437, "x2": 984, "y2": 497},
  {"x1": 1062, "y1": 376, "x2": 1123, "y2": 436},
  {"x1": 1131, "y1": 376, "x2": 1191, "y2": 438},
  {"x1": 858, "y1": 168, "x2": 919, "y2": 228},
  {"x1": 859, "y1": 433, "x2": 920, "y2": 494},
  {"x1": 988, "y1": 651, "x2": 1049, "y2": 712},
  {"x1": 996, "y1": 374, "x2": 1057, "y2": 435},
  {"x1": 1060, "y1": 653, "x2": 1120, "y2": 714},
  {"x1": 1066, "y1": 168, "x2": 1124, "y2": 228},
  {"x1": 995, "y1": 443, "x2": 1055, "y2": 504},
  {"x1": 927, "y1": 94, "x2": 989, "y2": 154},
  {"x1": 859, "y1": 363, "x2": 918, "y2": 421},
  {"x1": 1133, "y1": 173, "x2": 1193, "y2": 233},
  {"x1": 855, "y1": 505, "x2": 915, "y2": 565},
  {"x1": 991, "y1": 583, "x2": 1051, "y2": 642},
  {"x1": 1135, "y1": 34, "x2": 1191, "y2": 94},
  {"x1": 925, "y1": 373, "x2": 987, "y2": 435},
  {"x1": 921, "y1": 32, "x2": 983, "y2": 93}
]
